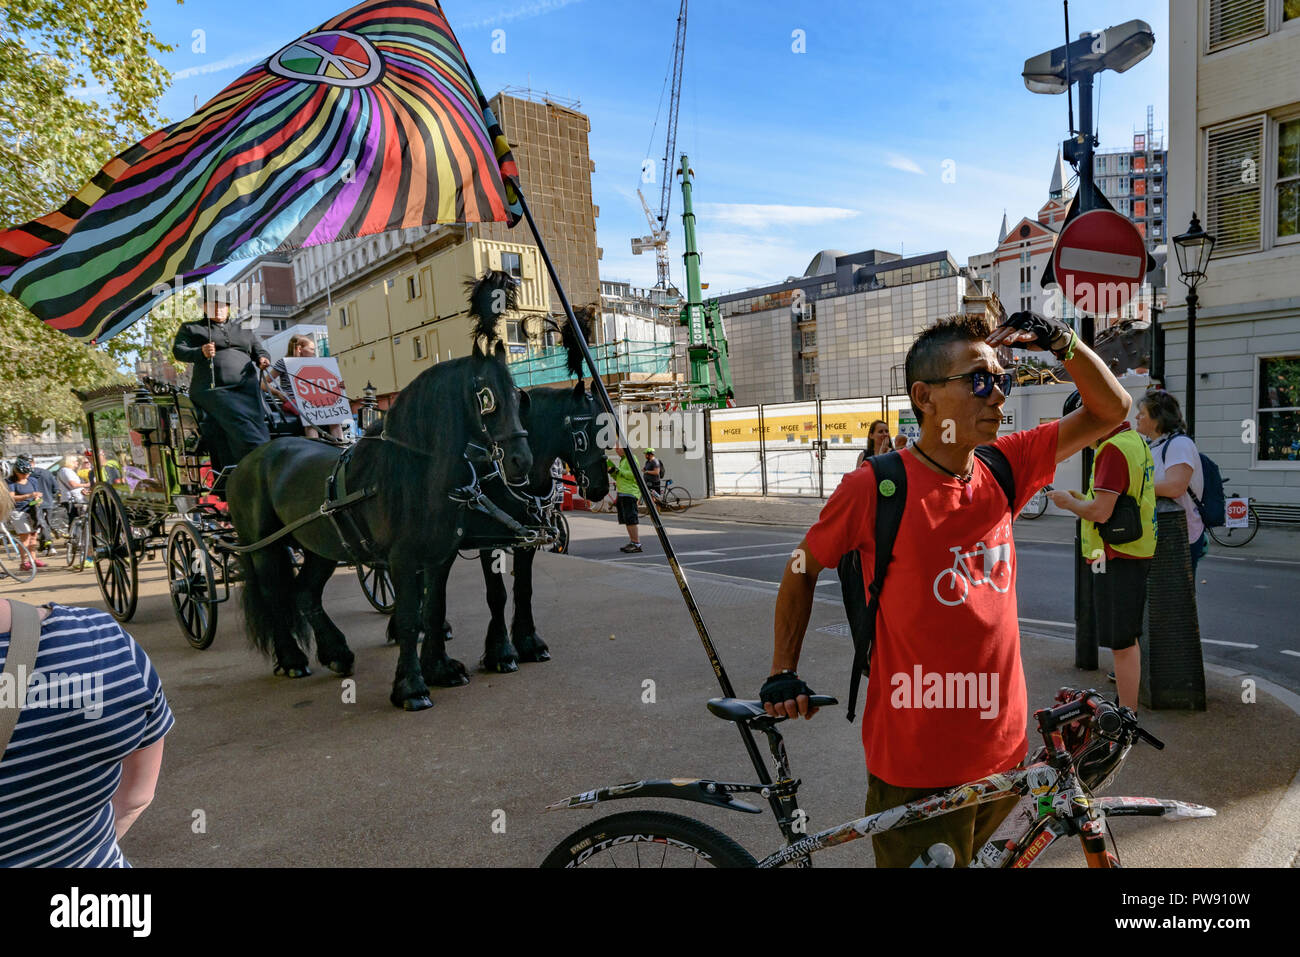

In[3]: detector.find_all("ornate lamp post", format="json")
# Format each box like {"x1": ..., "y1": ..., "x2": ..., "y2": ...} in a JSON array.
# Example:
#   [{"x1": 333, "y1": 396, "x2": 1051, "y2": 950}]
[{"x1": 1172, "y1": 212, "x2": 1217, "y2": 437}]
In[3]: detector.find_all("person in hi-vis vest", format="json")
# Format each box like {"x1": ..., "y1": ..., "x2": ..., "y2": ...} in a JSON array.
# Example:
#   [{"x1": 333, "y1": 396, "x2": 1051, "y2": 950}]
[{"x1": 1049, "y1": 395, "x2": 1156, "y2": 711}]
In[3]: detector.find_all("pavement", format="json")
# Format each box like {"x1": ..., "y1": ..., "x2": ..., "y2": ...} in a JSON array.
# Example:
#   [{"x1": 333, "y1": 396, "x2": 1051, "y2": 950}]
[{"x1": 3, "y1": 509, "x2": 1297, "y2": 868}]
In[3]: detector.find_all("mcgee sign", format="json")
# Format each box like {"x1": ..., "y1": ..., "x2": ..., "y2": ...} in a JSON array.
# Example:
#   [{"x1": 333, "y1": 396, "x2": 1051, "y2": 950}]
[{"x1": 284, "y1": 356, "x2": 352, "y2": 427}]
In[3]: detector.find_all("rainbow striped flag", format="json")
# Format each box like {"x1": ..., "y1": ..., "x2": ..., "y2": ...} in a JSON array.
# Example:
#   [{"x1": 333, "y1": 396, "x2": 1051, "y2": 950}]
[{"x1": 0, "y1": 0, "x2": 521, "y2": 342}]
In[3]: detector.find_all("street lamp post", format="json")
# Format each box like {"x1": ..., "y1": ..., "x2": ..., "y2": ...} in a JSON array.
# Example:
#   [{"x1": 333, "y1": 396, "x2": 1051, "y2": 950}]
[
  {"x1": 1022, "y1": 12, "x2": 1155, "y2": 672},
  {"x1": 1172, "y1": 212, "x2": 1217, "y2": 438}
]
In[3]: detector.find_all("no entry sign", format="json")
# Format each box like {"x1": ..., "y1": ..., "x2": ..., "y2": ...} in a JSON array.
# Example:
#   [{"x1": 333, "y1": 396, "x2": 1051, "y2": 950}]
[
  {"x1": 284, "y1": 356, "x2": 352, "y2": 426},
  {"x1": 1052, "y1": 210, "x2": 1147, "y2": 315}
]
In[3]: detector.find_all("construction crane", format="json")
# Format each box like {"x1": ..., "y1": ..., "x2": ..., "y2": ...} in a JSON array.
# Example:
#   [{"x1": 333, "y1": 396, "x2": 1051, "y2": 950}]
[
  {"x1": 678, "y1": 154, "x2": 733, "y2": 408},
  {"x1": 630, "y1": 0, "x2": 687, "y2": 290}
]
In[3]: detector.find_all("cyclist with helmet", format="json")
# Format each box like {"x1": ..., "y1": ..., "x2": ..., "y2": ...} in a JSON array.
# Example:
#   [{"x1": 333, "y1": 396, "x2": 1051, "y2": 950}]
[{"x1": 6, "y1": 456, "x2": 45, "y2": 570}]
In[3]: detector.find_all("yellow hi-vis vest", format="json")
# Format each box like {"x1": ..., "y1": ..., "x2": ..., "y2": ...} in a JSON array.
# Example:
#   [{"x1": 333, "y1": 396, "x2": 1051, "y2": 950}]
[{"x1": 1081, "y1": 429, "x2": 1157, "y2": 561}]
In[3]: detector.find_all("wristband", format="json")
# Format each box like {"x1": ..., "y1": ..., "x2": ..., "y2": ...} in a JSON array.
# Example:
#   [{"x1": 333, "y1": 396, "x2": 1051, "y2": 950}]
[{"x1": 1053, "y1": 330, "x2": 1078, "y2": 363}]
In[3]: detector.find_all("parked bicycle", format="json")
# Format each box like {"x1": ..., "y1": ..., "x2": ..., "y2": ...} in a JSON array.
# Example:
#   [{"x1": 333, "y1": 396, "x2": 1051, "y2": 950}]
[
  {"x1": 1018, "y1": 485, "x2": 1051, "y2": 520},
  {"x1": 0, "y1": 523, "x2": 36, "y2": 583},
  {"x1": 1208, "y1": 479, "x2": 1259, "y2": 548},
  {"x1": 541, "y1": 687, "x2": 1213, "y2": 868},
  {"x1": 64, "y1": 507, "x2": 91, "y2": 571},
  {"x1": 640, "y1": 479, "x2": 693, "y2": 514}
]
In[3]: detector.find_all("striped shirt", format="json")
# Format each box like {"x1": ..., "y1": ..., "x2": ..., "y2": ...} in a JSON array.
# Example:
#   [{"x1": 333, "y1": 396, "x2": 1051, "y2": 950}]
[{"x1": 0, "y1": 604, "x2": 174, "y2": 867}]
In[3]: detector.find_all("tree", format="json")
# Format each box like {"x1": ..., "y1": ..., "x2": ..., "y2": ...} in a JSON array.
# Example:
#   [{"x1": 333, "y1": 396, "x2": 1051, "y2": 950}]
[{"x1": 0, "y1": 0, "x2": 180, "y2": 432}]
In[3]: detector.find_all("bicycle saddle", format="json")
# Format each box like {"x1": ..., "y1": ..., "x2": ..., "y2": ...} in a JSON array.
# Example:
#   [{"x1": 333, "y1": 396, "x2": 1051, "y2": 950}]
[{"x1": 707, "y1": 695, "x2": 839, "y2": 724}]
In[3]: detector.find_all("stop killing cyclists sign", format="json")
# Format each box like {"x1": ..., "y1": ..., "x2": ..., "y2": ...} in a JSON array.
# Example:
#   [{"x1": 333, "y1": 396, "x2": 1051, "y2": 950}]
[
  {"x1": 283, "y1": 356, "x2": 352, "y2": 427},
  {"x1": 1052, "y1": 209, "x2": 1147, "y2": 316}
]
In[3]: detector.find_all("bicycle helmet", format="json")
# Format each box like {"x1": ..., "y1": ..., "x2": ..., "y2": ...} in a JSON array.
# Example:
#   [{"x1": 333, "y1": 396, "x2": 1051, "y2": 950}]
[
  {"x1": 1062, "y1": 390, "x2": 1082, "y2": 416},
  {"x1": 14, "y1": 454, "x2": 33, "y2": 473}
]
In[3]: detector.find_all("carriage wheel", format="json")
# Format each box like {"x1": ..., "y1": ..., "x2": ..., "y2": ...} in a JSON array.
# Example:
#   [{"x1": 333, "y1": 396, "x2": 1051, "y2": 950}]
[
  {"x1": 89, "y1": 484, "x2": 138, "y2": 622},
  {"x1": 357, "y1": 561, "x2": 395, "y2": 614},
  {"x1": 167, "y1": 521, "x2": 218, "y2": 650}
]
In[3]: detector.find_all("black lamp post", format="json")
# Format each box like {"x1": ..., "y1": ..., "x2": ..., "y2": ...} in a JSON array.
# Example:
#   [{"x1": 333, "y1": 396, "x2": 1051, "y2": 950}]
[{"x1": 1172, "y1": 212, "x2": 1217, "y2": 437}]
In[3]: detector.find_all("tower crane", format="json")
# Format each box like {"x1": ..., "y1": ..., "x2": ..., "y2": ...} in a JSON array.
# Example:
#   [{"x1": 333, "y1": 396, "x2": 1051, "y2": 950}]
[{"x1": 630, "y1": 0, "x2": 687, "y2": 290}]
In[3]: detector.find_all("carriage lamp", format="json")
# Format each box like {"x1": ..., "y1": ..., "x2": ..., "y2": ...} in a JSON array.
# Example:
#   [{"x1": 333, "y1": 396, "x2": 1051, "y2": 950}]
[
  {"x1": 358, "y1": 381, "x2": 382, "y2": 432},
  {"x1": 129, "y1": 385, "x2": 160, "y2": 436}
]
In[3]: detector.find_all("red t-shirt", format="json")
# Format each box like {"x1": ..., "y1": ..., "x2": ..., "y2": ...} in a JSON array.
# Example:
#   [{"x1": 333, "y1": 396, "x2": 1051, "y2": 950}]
[
  {"x1": 805, "y1": 421, "x2": 1060, "y2": 788},
  {"x1": 1090, "y1": 423, "x2": 1133, "y2": 562}
]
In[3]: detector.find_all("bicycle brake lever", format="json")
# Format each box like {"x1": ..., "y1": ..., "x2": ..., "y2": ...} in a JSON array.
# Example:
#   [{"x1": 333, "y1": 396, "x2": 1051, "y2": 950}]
[{"x1": 1135, "y1": 727, "x2": 1164, "y2": 750}]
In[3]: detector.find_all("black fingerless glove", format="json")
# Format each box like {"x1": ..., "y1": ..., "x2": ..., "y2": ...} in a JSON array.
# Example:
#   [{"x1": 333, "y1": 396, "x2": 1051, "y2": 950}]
[
  {"x1": 999, "y1": 311, "x2": 1076, "y2": 360},
  {"x1": 759, "y1": 670, "x2": 814, "y2": 705}
]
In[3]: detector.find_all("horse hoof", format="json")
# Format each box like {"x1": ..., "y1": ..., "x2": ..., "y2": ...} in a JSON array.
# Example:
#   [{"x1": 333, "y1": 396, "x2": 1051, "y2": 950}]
[
  {"x1": 480, "y1": 656, "x2": 519, "y2": 674},
  {"x1": 327, "y1": 660, "x2": 353, "y2": 676},
  {"x1": 514, "y1": 634, "x2": 551, "y2": 663},
  {"x1": 425, "y1": 658, "x2": 470, "y2": 687},
  {"x1": 274, "y1": 664, "x2": 312, "y2": 679},
  {"x1": 403, "y1": 696, "x2": 434, "y2": 712}
]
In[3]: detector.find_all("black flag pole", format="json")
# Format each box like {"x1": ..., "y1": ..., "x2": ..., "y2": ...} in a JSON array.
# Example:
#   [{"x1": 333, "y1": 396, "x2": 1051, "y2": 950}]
[
  {"x1": 514, "y1": 189, "x2": 739, "y2": 693},
  {"x1": 516, "y1": 184, "x2": 804, "y2": 816}
]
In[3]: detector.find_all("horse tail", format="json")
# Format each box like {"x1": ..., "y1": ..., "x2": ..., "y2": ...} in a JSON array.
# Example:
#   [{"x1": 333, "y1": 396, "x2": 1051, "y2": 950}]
[{"x1": 238, "y1": 547, "x2": 293, "y2": 657}]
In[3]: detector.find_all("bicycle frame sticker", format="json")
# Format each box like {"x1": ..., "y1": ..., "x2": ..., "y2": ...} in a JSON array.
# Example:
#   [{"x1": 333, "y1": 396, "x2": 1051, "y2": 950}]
[{"x1": 1011, "y1": 828, "x2": 1056, "y2": 868}]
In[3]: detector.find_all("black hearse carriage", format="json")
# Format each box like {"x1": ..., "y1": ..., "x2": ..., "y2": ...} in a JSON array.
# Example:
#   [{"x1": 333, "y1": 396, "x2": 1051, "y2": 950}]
[{"x1": 73, "y1": 378, "x2": 393, "y2": 649}]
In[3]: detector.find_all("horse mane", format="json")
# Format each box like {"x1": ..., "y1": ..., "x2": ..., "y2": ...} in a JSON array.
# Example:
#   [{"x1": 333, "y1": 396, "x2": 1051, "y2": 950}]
[
  {"x1": 562, "y1": 305, "x2": 598, "y2": 378},
  {"x1": 465, "y1": 270, "x2": 519, "y2": 356}
]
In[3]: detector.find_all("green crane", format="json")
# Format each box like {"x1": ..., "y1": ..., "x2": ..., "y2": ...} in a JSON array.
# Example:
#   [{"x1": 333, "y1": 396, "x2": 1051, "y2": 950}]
[{"x1": 677, "y1": 154, "x2": 733, "y2": 408}]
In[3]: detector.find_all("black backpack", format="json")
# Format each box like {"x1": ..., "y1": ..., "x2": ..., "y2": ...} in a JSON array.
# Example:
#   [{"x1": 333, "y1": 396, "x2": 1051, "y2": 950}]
[{"x1": 836, "y1": 446, "x2": 1016, "y2": 721}]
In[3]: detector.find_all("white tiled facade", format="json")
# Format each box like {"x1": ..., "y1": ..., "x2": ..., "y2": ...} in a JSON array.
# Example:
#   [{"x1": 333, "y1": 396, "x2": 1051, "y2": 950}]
[{"x1": 1168, "y1": 0, "x2": 1300, "y2": 510}]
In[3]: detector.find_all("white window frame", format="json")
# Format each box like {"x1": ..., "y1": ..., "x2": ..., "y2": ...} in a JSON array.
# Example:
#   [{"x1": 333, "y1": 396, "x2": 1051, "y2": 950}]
[
  {"x1": 1251, "y1": 351, "x2": 1300, "y2": 470},
  {"x1": 1274, "y1": 111, "x2": 1300, "y2": 247},
  {"x1": 1203, "y1": 115, "x2": 1267, "y2": 257},
  {"x1": 1206, "y1": 0, "x2": 1300, "y2": 53}
]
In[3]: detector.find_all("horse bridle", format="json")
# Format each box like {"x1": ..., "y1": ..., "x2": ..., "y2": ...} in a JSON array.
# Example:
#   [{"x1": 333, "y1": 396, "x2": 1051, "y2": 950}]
[
  {"x1": 371, "y1": 374, "x2": 528, "y2": 487},
  {"x1": 563, "y1": 407, "x2": 599, "y2": 495}
]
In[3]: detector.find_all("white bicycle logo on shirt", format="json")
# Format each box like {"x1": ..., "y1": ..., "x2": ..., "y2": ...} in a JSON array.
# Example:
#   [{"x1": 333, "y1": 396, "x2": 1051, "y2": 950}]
[{"x1": 932, "y1": 541, "x2": 1012, "y2": 606}]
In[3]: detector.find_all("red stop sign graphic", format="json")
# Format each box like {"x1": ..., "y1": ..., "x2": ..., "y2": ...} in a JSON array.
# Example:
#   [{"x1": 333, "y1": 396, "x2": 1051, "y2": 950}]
[
  {"x1": 296, "y1": 364, "x2": 344, "y2": 408},
  {"x1": 1226, "y1": 499, "x2": 1249, "y2": 523}
]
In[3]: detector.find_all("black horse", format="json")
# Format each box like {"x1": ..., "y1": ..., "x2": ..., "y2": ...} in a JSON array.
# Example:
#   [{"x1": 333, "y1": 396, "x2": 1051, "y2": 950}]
[
  {"x1": 471, "y1": 311, "x2": 610, "y2": 671},
  {"x1": 228, "y1": 271, "x2": 533, "y2": 711}
]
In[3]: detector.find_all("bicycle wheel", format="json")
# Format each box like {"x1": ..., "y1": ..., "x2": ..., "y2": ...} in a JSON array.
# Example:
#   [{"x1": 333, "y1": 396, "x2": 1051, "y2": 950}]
[
  {"x1": 0, "y1": 535, "x2": 36, "y2": 584},
  {"x1": 541, "y1": 810, "x2": 757, "y2": 868},
  {"x1": 1019, "y1": 488, "x2": 1048, "y2": 520},
  {"x1": 65, "y1": 519, "x2": 83, "y2": 569},
  {"x1": 1208, "y1": 506, "x2": 1258, "y2": 547},
  {"x1": 663, "y1": 487, "x2": 691, "y2": 512}
]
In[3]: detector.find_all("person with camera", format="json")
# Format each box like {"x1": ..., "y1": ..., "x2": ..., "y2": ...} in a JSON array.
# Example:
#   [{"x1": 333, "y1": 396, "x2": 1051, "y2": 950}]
[
  {"x1": 760, "y1": 310, "x2": 1132, "y2": 867},
  {"x1": 1047, "y1": 395, "x2": 1156, "y2": 711}
]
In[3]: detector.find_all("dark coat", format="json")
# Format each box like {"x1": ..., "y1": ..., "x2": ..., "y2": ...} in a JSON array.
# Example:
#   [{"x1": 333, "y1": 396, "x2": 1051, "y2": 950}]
[{"x1": 172, "y1": 319, "x2": 270, "y2": 392}]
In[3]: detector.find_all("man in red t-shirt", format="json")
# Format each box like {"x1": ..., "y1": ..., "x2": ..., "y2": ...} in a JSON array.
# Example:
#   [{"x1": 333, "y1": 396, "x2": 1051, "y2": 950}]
[{"x1": 760, "y1": 311, "x2": 1133, "y2": 867}]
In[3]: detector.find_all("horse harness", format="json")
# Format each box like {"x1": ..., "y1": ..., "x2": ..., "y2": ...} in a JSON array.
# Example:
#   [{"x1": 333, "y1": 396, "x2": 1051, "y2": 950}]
[{"x1": 228, "y1": 375, "x2": 542, "y2": 560}]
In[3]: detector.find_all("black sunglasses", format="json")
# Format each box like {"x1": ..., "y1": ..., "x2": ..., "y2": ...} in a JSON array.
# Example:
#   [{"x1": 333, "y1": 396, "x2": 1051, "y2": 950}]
[{"x1": 924, "y1": 369, "x2": 1013, "y2": 398}]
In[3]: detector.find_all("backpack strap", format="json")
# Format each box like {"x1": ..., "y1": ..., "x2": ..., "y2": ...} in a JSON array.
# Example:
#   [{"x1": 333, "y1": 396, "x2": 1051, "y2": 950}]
[
  {"x1": 0, "y1": 600, "x2": 43, "y2": 762},
  {"x1": 844, "y1": 451, "x2": 907, "y2": 722},
  {"x1": 973, "y1": 444, "x2": 1016, "y2": 512}
]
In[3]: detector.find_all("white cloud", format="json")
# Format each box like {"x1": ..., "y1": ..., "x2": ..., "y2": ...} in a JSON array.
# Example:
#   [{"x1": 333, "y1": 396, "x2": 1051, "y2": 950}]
[
  {"x1": 885, "y1": 153, "x2": 925, "y2": 175},
  {"x1": 459, "y1": 0, "x2": 585, "y2": 29},
  {"x1": 173, "y1": 47, "x2": 276, "y2": 81},
  {"x1": 696, "y1": 203, "x2": 861, "y2": 230}
]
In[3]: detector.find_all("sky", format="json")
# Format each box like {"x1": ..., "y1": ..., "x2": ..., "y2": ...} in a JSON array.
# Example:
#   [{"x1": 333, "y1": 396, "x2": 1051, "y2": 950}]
[{"x1": 100, "y1": 0, "x2": 1169, "y2": 296}]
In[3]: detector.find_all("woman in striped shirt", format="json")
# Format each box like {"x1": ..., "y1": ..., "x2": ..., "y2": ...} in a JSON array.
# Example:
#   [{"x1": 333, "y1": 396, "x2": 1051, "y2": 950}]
[{"x1": 0, "y1": 602, "x2": 174, "y2": 867}]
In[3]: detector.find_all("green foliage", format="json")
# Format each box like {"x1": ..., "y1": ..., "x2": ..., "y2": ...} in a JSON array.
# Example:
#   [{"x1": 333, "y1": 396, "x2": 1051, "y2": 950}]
[{"x1": 0, "y1": 0, "x2": 180, "y2": 431}]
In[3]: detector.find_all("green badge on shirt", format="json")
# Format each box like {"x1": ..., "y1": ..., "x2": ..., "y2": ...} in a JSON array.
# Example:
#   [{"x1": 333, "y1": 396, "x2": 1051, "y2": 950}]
[{"x1": 879, "y1": 479, "x2": 896, "y2": 497}]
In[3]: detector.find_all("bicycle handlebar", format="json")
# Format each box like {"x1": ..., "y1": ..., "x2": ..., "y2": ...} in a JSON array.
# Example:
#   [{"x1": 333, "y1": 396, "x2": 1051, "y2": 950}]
[{"x1": 1041, "y1": 687, "x2": 1164, "y2": 750}]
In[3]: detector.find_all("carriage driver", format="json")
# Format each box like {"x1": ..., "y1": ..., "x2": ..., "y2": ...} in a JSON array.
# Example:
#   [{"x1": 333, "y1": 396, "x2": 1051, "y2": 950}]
[{"x1": 172, "y1": 283, "x2": 272, "y2": 483}]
